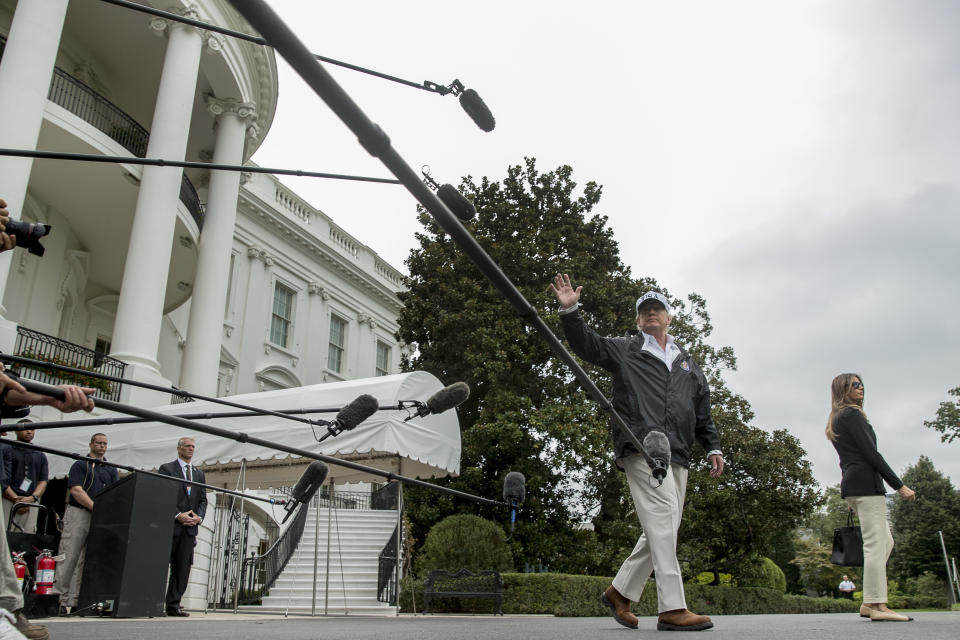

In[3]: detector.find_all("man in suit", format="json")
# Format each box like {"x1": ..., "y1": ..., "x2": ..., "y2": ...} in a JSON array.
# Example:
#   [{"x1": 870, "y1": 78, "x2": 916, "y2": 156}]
[{"x1": 158, "y1": 437, "x2": 206, "y2": 617}]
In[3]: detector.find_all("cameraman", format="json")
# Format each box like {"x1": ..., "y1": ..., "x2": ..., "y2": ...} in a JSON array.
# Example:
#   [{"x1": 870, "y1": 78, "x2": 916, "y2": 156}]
[{"x1": 0, "y1": 197, "x2": 94, "y2": 639}]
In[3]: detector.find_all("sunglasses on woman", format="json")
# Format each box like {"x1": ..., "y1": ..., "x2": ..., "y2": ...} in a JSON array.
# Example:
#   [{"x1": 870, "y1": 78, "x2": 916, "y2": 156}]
[{"x1": 851, "y1": 382, "x2": 864, "y2": 389}]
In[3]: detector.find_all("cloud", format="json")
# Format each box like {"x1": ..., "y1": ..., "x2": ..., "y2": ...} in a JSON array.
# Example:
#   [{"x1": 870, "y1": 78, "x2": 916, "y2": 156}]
[{"x1": 693, "y1": 184, "x2": 960, "y2": 488}]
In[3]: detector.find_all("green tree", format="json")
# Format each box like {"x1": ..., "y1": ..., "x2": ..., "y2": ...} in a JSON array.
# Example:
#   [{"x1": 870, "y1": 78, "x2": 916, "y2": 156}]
[
  {"x1": 790, "y1": 536, "x2": 850, "y2": 597},
  {"x1": 924, "y1": 386, "x2": 960, "y2": 443},
  {"x1": 679, "y1": 426, "x2": 821, "y2": 582},
  {"x1": 398, "y1": 159, "x2": 819, "y2": 575},
  {"x1": 889, "y1": 456, "x2": 960, "y2": 580},
  {"x1": 399, "y1": 159, "x2": 638, "y2": 570}
]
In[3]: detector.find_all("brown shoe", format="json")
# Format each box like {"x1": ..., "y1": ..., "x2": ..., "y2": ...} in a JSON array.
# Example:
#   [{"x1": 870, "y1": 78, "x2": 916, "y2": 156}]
[
  {"x1": 657, "y1": 608, "x2": 714, "y2": 631},
  {"x1": 859, "y1": 604, "x2": 873, "y2": 618},
  {"x1": 601, "y1": 586, "x2": 638, "y2": 629},
  {"x1": 12, "y1": 609, "x2": 50, "y2": 640}
]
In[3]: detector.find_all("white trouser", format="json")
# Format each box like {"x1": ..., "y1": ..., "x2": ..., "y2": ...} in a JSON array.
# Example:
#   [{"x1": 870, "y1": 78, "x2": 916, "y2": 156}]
[
  {"x1": 846, "y1": 495, "x2": 894, "y2": 604},
  {"x1": 612, "y1": 455, "x2": 688, "y2": 613}
]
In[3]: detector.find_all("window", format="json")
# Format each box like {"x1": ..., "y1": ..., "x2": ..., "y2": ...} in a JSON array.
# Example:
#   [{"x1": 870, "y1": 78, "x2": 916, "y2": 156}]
[
  {"x1": 327, "y1": 314, "x2": 347, "y2": 373},
  {"x1": 376, "y1": 340, "x2": 391, "y2": 376},
  {"x1": 93, "y1": 336, "x2": 111, "y2": 367},
  {"x1": 270, "y1": 283, "x2": 295, "y2": 347}
]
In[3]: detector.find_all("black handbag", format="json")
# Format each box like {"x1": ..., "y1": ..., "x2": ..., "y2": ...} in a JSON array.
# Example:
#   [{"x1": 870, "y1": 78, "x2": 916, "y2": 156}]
[{"x1": 831, "y1": 511, "x2": 864, "y2": 566}]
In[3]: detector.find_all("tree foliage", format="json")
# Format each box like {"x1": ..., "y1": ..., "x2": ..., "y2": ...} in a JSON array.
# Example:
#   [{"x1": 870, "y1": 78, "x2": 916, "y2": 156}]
[
  {"x1": 397, "y1": 159, "x2": 819, "y2": 574},
  {"x1": 680, "y1": 426, "x2": 820, "y2": 580},
  {"x1": 889, "y1": 456, "x2": 960, "y2": 580},
  {"x1": 924, "y1": 386, "x2": 960, "y2": 443}
]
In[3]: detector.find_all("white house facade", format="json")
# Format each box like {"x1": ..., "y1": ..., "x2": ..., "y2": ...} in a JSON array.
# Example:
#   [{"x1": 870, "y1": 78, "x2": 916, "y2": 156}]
[{"x1": 0, "y1": 0, "x2": 410, "y2": 614}]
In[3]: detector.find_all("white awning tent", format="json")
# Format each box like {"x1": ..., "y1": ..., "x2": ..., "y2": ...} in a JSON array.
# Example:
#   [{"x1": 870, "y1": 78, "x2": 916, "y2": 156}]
[{"x1": 37, "y1": 371, "x2": 461, "y2": 485}]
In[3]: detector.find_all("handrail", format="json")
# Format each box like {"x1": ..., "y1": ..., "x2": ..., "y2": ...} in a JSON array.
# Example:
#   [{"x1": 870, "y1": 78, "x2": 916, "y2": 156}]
[{"x1": 237, "y1": 500, "x2": 309, "y2": 604}]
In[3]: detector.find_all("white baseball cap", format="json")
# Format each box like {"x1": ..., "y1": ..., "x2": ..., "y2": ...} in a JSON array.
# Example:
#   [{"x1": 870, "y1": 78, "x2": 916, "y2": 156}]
[{"x1": 635, "y1": 291, "x2": 672, "y2": 316}]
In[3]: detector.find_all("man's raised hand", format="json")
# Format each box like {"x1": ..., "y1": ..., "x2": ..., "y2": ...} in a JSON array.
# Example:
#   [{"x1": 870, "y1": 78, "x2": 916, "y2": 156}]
[{"x1": 550, "y1": 273, "x2": 582, "y2": 309}]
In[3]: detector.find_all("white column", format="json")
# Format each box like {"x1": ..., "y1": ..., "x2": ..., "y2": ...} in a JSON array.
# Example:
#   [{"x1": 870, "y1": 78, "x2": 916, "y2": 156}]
[
  {"x1": 110, "y1": 13, "x2": 218, "y2": 381},
  {"x1": 0, "y1": 0, "x2": 68, "y2": 334},
  {"x1": 179, "y1": 98, "x2": 256, "y2": 395}
]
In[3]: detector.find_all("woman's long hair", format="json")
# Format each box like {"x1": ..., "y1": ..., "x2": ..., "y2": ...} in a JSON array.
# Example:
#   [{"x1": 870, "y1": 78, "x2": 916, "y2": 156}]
[{"x1": 825, "y1": 373, "x2": 864, "y2": 441}]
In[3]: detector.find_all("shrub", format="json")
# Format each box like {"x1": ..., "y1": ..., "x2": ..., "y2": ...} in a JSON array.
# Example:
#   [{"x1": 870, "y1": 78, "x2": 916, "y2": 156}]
[
  {"x1": 736, "y1": 557, "x2": 787, "y2": 593},
  {"x1": 398, "y1": 572, "x2": 863, "y2": 615},
  {"x1": 781, "y1": 594, "x2": 859, "y2": 614},
  {"x1": 414, "y1": 514, "x2": 513, "y2": 577}
]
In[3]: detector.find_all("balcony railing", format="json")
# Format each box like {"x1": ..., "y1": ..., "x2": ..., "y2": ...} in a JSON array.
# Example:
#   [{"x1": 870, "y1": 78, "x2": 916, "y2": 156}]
[
  {"x1": 13, "y1": 327, "x2": 126, "y2": 402},
  {"x1": 0, "y1": 35, "x2": 205, "y2": 230}
]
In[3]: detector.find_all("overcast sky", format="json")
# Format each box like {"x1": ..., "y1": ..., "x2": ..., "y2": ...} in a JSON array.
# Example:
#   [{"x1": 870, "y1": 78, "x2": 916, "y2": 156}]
[{"x1": 252, "y1": 1, "x2": 960, "y2": 491}]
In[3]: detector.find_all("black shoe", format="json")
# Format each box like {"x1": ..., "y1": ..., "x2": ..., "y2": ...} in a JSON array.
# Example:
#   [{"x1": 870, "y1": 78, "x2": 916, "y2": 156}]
[
  {"x1": 57, "y1": 605, "x2": 70, "y2": 617},
  {"x1": 166, "y1": 608, "x2": 190, "y2": 617}
]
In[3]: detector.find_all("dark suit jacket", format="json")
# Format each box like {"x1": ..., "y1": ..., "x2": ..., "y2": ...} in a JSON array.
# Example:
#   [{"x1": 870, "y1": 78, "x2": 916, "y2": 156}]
[
  {"x1": 158, "y1": 460, "x2": 207, "y2": 537},
  {"x1": 831, "y1": 407, "x2": 903, "y2": 498}
]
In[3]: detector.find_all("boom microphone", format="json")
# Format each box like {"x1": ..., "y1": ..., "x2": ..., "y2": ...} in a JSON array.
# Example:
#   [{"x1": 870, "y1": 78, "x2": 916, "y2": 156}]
[
  {"x1": 458, "y1": 88, "x2": 495, "y2": 132},
  {"x1": 642, "y1": 430, "x2": 671, "y2": 487},
  {"x1": 437, "y1": 183, "x2": 476, "y2": 221},
  {"x1": 282, "y1": 460, "x2": 329, "y2": 524},
  {"x1": 404, "y1": 382, "x2": 470, "y2": 422},
  {"x1": 502, "y1": 471, "x2": 525, "y2": 537},
  {"x1": 326, "y1": 394, "x2": 379, "y2": 438}
]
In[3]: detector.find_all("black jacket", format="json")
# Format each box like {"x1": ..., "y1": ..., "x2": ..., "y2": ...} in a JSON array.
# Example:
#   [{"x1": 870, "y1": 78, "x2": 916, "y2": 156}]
[
  {"x1": 831, "y1": 407, "x2": 903, "y2": 498},
  {"x1": 158, "y1": 460, "x2": 207, "y2": 537},
  {"x1": 560, "y1": 310, "x2": 721, "y2": 467}
]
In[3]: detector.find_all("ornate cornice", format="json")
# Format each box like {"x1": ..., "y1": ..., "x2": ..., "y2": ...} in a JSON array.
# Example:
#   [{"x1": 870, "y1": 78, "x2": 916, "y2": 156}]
[{"x1": 149, "y1": 5, "x2": 224, "y2": 53}]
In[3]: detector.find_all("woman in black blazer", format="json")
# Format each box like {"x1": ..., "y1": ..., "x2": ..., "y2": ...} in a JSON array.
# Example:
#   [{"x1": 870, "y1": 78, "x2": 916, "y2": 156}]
[{"x1": 827, "y1": 373, "x2": 915, "y2": 622}]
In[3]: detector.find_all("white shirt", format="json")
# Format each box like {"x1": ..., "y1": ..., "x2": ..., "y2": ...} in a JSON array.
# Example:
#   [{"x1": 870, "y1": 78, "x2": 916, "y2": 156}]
[{"x1": 640, "y1": 331, "x2": 681, "y2": 371}]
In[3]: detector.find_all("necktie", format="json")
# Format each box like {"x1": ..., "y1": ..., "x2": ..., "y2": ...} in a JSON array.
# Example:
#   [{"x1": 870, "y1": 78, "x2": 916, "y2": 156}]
[{"x1": 185, "y1": 464, "x2": 192, "y2": 495}]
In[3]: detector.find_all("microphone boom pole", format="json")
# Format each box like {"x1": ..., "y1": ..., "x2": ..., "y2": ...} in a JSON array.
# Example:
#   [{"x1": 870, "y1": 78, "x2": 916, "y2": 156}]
[
  {"x1": 224, "y1": 0, "x2": 656, "y2": 470},
  {"x1": 11, "y1": 376, "x2": 506, "y2": 508},
  {"x1": 1, "y1": 353, "x2": 333, "y2": 431}
]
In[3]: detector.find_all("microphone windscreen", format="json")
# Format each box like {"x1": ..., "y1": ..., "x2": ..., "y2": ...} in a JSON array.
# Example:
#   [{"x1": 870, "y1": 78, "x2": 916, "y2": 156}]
[
  {"x1": 335, "y1": 394, "x2": 379, "y2": 431},
  {"x1": 425, "y1": 382, "x2": 471, "y2": 415},
  {"x1": 642, "y1": 430, "x2": 671, "y2": 463},
  {"x1": 502, "y1": 471, "x2": 526, "y2": 504},
  {"x1": 459, "y1": 89, "x2": 495, "y2": 132},
  {"x1": 292, "y1": 460, "x2": 329, "y2": 503},
  {"x1": 437, "y1": 184, "x2": 476, "y2": 222}
]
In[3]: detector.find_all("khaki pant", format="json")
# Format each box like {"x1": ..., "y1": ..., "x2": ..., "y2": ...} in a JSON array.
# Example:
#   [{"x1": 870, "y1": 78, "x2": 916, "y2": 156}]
[
  {"x1": 56, "y1": 505, "x2": 92, "y2": 607},
  {"x1": 846, "y1": 495, "x2": 894, "y2": 603},
  {"x1": 611, "y1": 455, "x2": 689, "y2": 613}
]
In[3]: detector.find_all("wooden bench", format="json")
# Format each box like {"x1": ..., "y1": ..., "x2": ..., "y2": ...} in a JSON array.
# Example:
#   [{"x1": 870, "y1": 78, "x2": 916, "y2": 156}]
[{"x1": 422, "y1": 569, "x2": 504, "y2": 615}]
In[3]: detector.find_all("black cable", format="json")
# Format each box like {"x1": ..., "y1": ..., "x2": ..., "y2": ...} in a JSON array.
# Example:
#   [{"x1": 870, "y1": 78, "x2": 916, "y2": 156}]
[
  {"x1": 224, "y1": 0, "x2": 656, "y2": 469},
  {"x1": 0, "y1": 149, "x2": 400, "y2": 185},
  {"x1": 4, "y1": 439, "x2": 286, "y2": 507},
  {"x1": 0, "y1": 353, "x2": 333, "y2": 431},
  {"x1": 97, "y1": 0, "x2": 447, "y2": 95}
]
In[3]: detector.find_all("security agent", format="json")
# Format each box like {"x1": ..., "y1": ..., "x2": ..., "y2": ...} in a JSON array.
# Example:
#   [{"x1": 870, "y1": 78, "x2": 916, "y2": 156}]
[
  {"x1": 551, "y1": 275, "x2": 723, "y2": 631},
  {"x1": 3, "y1": 420, "x2": 48, "y2": 535},
  {"x1": 56, "y1": 433, "x2": 118, "y2": 615},
  {"x1": 158, "y1": 437, "x2": 206, "y2": 617}
]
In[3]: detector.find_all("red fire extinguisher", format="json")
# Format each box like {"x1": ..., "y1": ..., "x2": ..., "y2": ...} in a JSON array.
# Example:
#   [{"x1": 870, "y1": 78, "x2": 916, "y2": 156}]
[
  {"x1": 12, "y1": 552, "x2": 27, "y2": 592},
  {"x1": 32, "y1": 550, "x2": 55, "y2": 595}
]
